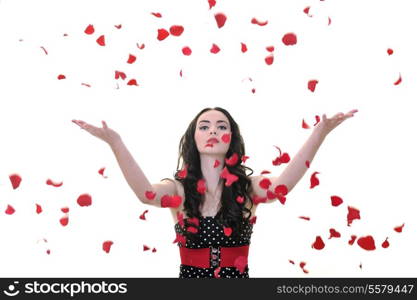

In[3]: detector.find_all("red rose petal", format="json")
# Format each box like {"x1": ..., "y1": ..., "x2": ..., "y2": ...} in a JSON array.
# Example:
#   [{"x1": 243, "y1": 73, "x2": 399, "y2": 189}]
[
  {"x1": 394, "y1": 223, "x2": 405, "y2": 233},
  {"x1": 161, "y1": 195, "x2": 183, "y2": 208},
  {"x1": 46, "y1": 179, "x2": 63, "y2": 187},
  {"x1": 210, "y1": 43, "x2": 221, "y2": 54},
  {"x1": 275, "y1": 185, "x2": 288, "y2": 205},
  {"x1": 46, "y1": 249, "x2": 51, "y2": 255},
  {"x1": 329, "y1": 228, "x2": 341, "y2": 239},
  {"x1": 103, "y1": 241, "x2": 113, "y2": 253},
  {"x1": 357, "y1": 235, "x2": 376, "y2": 251},
  {"x1": 289, "y1": 260, "x2": 295, "y2": 265},
  {"x1": 98, "y1": 167, "x2": 108, "y2": 178},
  {"x1": 61, "y1": 207, "x2": 69, "y2": 213},
  {"x1": 137, "y1": 43, "x2": 145, "y2": 50},
  {"x1": 127, "y1": 79, "x2": 138, "y2": 86},
  {"x1": 57, "y1": 74, "x2": 66, "y2": 80},
  {"x1": 152, "y1": 248, "x2": 157, "y2": 253},
  {"x1": 214, "y1": 266, "x2": 221, "y2": 278},
  {"x1": 234, "y1": 256, "x2": 247, "y2": 274},
  {"x1": 328, "y1": 17, "x2": 332, "y2": 25},
  {"x1": 81, "y1": 83, "x2": 91, "y2": 88},
  {"x1": 114, "y1": 24, "x2": 122, "y2": 29},
  {"x1": 302, "y1": 119, "x2": 310, "y2": 129},
  {"x1": 214, "y1": 159, "x2": 220, "y2": 168},
  {"x1": 299, "y1": 216, "x2": 310, "y2": 221},
  {"x1": 157, "y1": 28, "x2": 169, "y2": 41},
  {"x1": 251, "y1": 18, "x2": 268, "y2": 26},
  {"x1": 221, "y1": 133, "x2": 231, "y2": 143},
  {"x1": 60, "y1": 215, "x2": 69, "y2": 226},
  {"x1": 382, "y1": 237, "x2": 390, "y2": 248},
  {"x1": 265, "y1": 54, "x2": 274, "y2": 65},
  {"x1": 96, "y1": 35, "x2": 105, "y2": 46},
  {"x1": 145, "y1": 191, "x2": 156, "y2": 200},
  {"x1": 115, "y1": 71, "x2": 126, "y2": 80},
  {"x1": 300, "y1": 262, "x2": 309, "y2": 274},
  {"x1": 266, "y1": 190, "x2": 276, "y2": 200},
  {"x1": 151, "y1": 12, "x2": 162, "y2": 18},
  {"x1": 36, "y1": 204, "x2": 43, "y2": 214},
  {"x1": 236, "y1": 196, "x2": 244, "y2": 204},
  {"x1": 187, "y1": 226, "x2": 198, "y2": 233},
  {"x1": 40, "y1": 46, "x2": 48, "y2": 55},
  {"x1": 143, "y1": 245, "x2": 150, "y2": 251},
  {"x1": 387, "y1": 48, "x2": 393, "y2": 55},
  {"x1": 348, "y1": 235, "x2": 357, "y2": 245},
  {"x1": 249, "y1": 216, "x2": 257, "y2": 224},
  {"x1": 214, "y1": 13, "x2": 227, "y2": 28},
  {"x1": 266, "y1": 46, "x2": 274, "y2": 52},
  {"x1": 223, "y1": 227, "x2": 232, "y2": 237},
  {"x1": 84, "y1": 24, "x2": 94, "y2": 35},
  {"x1": 77, "y1": 193, "x2": 92, "y2": 207},
  {"x1": 139, "y1": 209, "x2": 149, "y2": 220},
  {"x1": 5, "y1": 205, "x2": 15, "y2": 215},
  {"x1": 178, "y1": 164, "x2": 188, "y2": 179},
  {"x1": 347, "y1": 206, "x2": 361, "y2": 226},
  {"x1": 259, "y1": 178, "x2": 272, "y2": 190},
  {"x1": 197, "y1": 179, "x2": 207, "y2": 194},
  {"x1": 313, "y1": 115, "x2": 321, "y2": 126},
  {"x1": 241, "y1": 42, "x2": 247, "y2": 53},
  {"x1": 170, "y1": 25, "x2": 184, "y2": 36},
  {"x1": 312, "y1": 236, "x2": 325, "y2": 250},
  {"x1": 208, "y1": 0, "x2": 216, "y2": 9},
  {"x1": 394, "y1": 73, "x2": 402, "y2": 85},
  {"x1": 309, "y1": 172, "x2": 320, "y2": 189},
  {"x1": 241, "y1": 155, "x2": 249, "y2": 163},
  {"x1": 127, "y1": 54, "x2": 136, "y2": 64},
  {"x1": 225, "y1": 153, "x2": 238, "y2": 166},
  {"x1": 303, "y1": 7, "x2": 311, "y2": 17},
  {"x1": 308, "y1": 80, "x2": 318, "y2": 92},
  {"x1": 9, "y1": 174, "x2": 22, "y2": 189},
  {"x1": 331, "y1": 195, "x2": 343, "y2": 207},
  {"x1": 282, "y1": 33, "x2": 297, "y2": 46},
  {"x1": 252, "y1": 195, "x2": 267, "y2": 204},
  {"x1": 182, "y1": 46, "x2": 192, "y2": 56},
  {"x1": 220, "y1": 167, "x2": 238, "y2": 186}
]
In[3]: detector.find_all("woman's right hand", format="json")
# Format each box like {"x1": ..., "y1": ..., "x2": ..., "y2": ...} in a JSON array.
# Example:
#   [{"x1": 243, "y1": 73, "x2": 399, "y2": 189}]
[{"x1": 72, "y1": 119, "x2": 121, "y2": 146}]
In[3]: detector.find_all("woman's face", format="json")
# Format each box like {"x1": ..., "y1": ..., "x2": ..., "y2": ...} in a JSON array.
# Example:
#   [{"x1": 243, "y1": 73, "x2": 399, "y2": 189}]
[{"x1": 194, "y1": 110, "x2": 232, "y2": 155}]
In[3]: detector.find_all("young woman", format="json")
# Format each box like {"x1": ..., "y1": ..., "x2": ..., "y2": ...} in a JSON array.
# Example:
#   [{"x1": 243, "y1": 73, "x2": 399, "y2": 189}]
[{"x1": 72, "y1": 107, "x2": 357, "y2": 278}]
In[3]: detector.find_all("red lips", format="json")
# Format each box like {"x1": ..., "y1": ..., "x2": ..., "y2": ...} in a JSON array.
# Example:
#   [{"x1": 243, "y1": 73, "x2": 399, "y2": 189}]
[{"x1": 207, "y1": 138, "x2": 219, "y2": 144}]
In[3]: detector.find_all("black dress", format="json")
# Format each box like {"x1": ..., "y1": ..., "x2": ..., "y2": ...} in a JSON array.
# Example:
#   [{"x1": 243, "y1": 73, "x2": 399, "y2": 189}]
[{"x1": 175, "y1": 215, "x2": 254, "y2": 278}]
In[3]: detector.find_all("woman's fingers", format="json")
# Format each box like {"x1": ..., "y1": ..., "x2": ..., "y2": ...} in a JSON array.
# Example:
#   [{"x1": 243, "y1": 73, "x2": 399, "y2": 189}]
[{"x1": 102, "y1": 120, "x2": 108, "y2": 129}]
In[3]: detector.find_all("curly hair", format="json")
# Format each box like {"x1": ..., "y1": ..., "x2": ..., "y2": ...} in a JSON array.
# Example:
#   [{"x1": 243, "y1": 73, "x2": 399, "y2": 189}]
[{"x1": 173, "y1": 107, "x2": 254, "y2": 241}]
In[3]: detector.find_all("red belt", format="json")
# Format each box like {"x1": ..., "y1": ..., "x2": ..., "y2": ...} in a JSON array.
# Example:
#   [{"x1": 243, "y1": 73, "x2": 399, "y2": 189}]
[{"x1": 179, "y1": 245, "x2": 249, "y2": 269}]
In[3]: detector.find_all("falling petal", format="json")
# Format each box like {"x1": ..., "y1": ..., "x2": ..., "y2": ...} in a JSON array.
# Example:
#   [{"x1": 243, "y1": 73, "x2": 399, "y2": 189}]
[
  {"x1": 143, "y1": 245, "x2": 150, "y2": 251},
  {"x1": 241, "y1": 155, "x2": 249, "y2": 163},
  {"x1": 127, "y1": 79, "x2": 138, "y2": 86},
  {"x1": 96, "y1": 35, "x2": 105, "y2": 46},
  {"x1": 382, "y1": 237, "x2": 390, "y2": 248},
  {"x1": 208, "y1": 0, "x2": 216, "y2": 9},
  {"x1": 9, "y1": 174, "x2": 22, "y2": 189},
  {"x1": 303, "y1": 7, "x2": 312, "y2": 17},
  {"x1": 182, "y1": 46, "x2": 192, "y2": 56},
  {"x1": 225, "y1": 153, "x2": 238, "y2": 166},
  {"x1": 393, "y1": 73, "x2": 402, "y2": 85},
  {"x1": 210, "y1": 43, "x2": 221, "y2": 54},
  {"x1": 5, "y1": 205, "x2": 15, "y2": 215},
  {"x1": 329, "y1": 228, "x2": 341, "y2": 239},
  {"x1": 312, "y1": 236, "x2": 325, "y2": 250},
  {"x1": 387, "y1": 48, "x2": 393, "y2": 55},
  {"x1": 84, "y1": 24, "x2": 94, "y2": 35},
  {"x1": 170, "y1": 25, "x2": 184, "y2": 36},
  {"x1": 313, "y1": 115, "x2": 321, "y2": 126},
  {"x1": 348, "y1": 235, "x2": 357, "y2": 245},
  {"x1": 214, "y1": 13, "x2": 227, "y2": 28},
  {"x1": 223, "y1": 227, "x2": 232, "y2": 237},
  {"x1": 115, "y1": 71, "x2": 126, "y2": 80},
  {"x1": 46, "y1": 179, "x2": 63, "y2": 187},
  {"x1": 98, "y1": 167, "x2": 108, "y2": 178},
  {"x1": 127, "y1": 54, "x2": 136, "y2": 64},
  {"x1": 157, "y1": 28, "x2": 169, "y2": 41},
  {"x1": 241, "y1": 42, "x2": 247, "y2": 53},
  {"x1": 265, "y1": 54, "x2": 274, "y2": 65},
  {"x1": 57, "y1": 74, "x2": 66, "y2": 80},
  {"x1": 357, "y1": 235, "x2": 376, "y2": 251},
  {"x1": 308, "y1": 80, "x2": 318, "y2": 92},
  {"x1": 139, "y1": 209, "x2": 149, "y2": 220},
  {"x1": 282, "y1": 33, "x2": 297, "y2": 45},
  {"x1": 394, "y1": 223, "x2": 405, "y2": 233},
  {"x1": 328, "y1": 17, "x2": 331, "y2": 25},
  {"x1": 331, "y1": 195, "x2": 343, "y2": 207},
  {"x1": 302, "y1": 119, "x2": 310, "y2": 129},
  {"x1": 61, "y1": 207, "x2": 69, "y2": 213},
  {"x1": 137, "y1": 43, "x2": 145, "y2": 49},
  {"x1": 151, "y1": 12, "x2": 162, "y2": 18},
  {"x1": 36, "y1": 204, "x2": 42, "y2": 214},
  {"x1": 40, "y1": 46, "x2": 48, "y2": 55},
  {"x1": 60, "y1": 216, "x2": 69, "y2": 226},
  {"x1": 299, "y1": 216, "x2": 310, "y2": 221},
  {"x1": 260, "y1": 170, "x2": 271, "y2": 175},
  {"x1": 103, "y1": 241, "x2": 113, "y2": 253},
  {"x1": 347, "y1": 206, "x2": 360, "y2": 226},
  {"x1": 236, "y1": 196, "x2": 244, "y2": 204},
  {"x1": 310, "y1": 172, "x2": 320, "y2": 189},
  {"x1": 178, "y1": 164, "x2": 188, "y2": 179},
  {"x1": 77, "y1": 193, "x2": 92, "y2": 207},
  {"x1": 251, "y1": 18, "x2": 268, "y2": 26}
]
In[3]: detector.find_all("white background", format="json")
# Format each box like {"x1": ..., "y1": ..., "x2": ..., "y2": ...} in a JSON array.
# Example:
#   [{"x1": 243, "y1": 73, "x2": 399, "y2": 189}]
[{"x1": 0, "y1": 0, "x2": 416, "y2": 277}]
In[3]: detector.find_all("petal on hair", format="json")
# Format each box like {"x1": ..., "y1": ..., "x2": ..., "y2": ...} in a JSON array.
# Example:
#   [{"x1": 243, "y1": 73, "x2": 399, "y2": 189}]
[
  {"x1": 265, "y1": 54, "x2": 274, "y2": 65},
  {"x1": 197, "y1": 179, "x2": 207, "y2": 194},
  {"x1": 225, "y1": 153, "x2": 238, "y2": 166},
  {"x1": 236, "y1": 196, "x2": 244, "y2": 204},
  {"x1": 208, "y1": 0, "x2": 216, "y2": 9},
  {"x1": 61, "y1": 207, "x2": 69, "y2": 213},
  {"x1": 178, "y1": 164, "x2": 188, "y2": 179}
]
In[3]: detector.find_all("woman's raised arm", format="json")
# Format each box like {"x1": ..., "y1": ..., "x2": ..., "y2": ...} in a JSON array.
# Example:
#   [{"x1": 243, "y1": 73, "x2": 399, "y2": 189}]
[{"x1": 72, "y1": 119, "x2": 177, "y2": 207}]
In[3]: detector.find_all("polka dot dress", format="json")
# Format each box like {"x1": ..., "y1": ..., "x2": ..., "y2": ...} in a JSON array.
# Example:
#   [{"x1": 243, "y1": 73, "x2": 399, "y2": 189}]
[{"x1": 175, "y1": 216, "x2": 254, "y2": 278}]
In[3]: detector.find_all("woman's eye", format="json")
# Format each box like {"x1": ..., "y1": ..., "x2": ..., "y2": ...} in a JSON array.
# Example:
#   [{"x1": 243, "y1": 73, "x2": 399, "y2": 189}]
[
  {"x1": 199, "y1": 126, "x2": 208, "y2": 130},
  {"x1": 219, "y1": 125, "x2": 227, "y2": 130}
]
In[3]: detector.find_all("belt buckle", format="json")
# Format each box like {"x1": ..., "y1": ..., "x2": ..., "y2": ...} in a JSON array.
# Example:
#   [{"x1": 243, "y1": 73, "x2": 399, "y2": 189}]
[{"x1": 210, "y1": 246, "x2": 220, "y2": 268}]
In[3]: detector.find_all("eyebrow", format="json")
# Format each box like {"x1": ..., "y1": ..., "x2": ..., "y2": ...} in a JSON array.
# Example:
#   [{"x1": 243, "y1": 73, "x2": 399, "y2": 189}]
[{"x1": 198, "y1": 120, "x2": 229, "y2": 125}]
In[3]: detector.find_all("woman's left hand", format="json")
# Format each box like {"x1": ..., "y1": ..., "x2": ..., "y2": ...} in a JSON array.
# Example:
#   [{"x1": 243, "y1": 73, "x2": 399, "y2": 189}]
[{"x1": 315, "y1": 109, "x2": 359, "y2": 137}]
